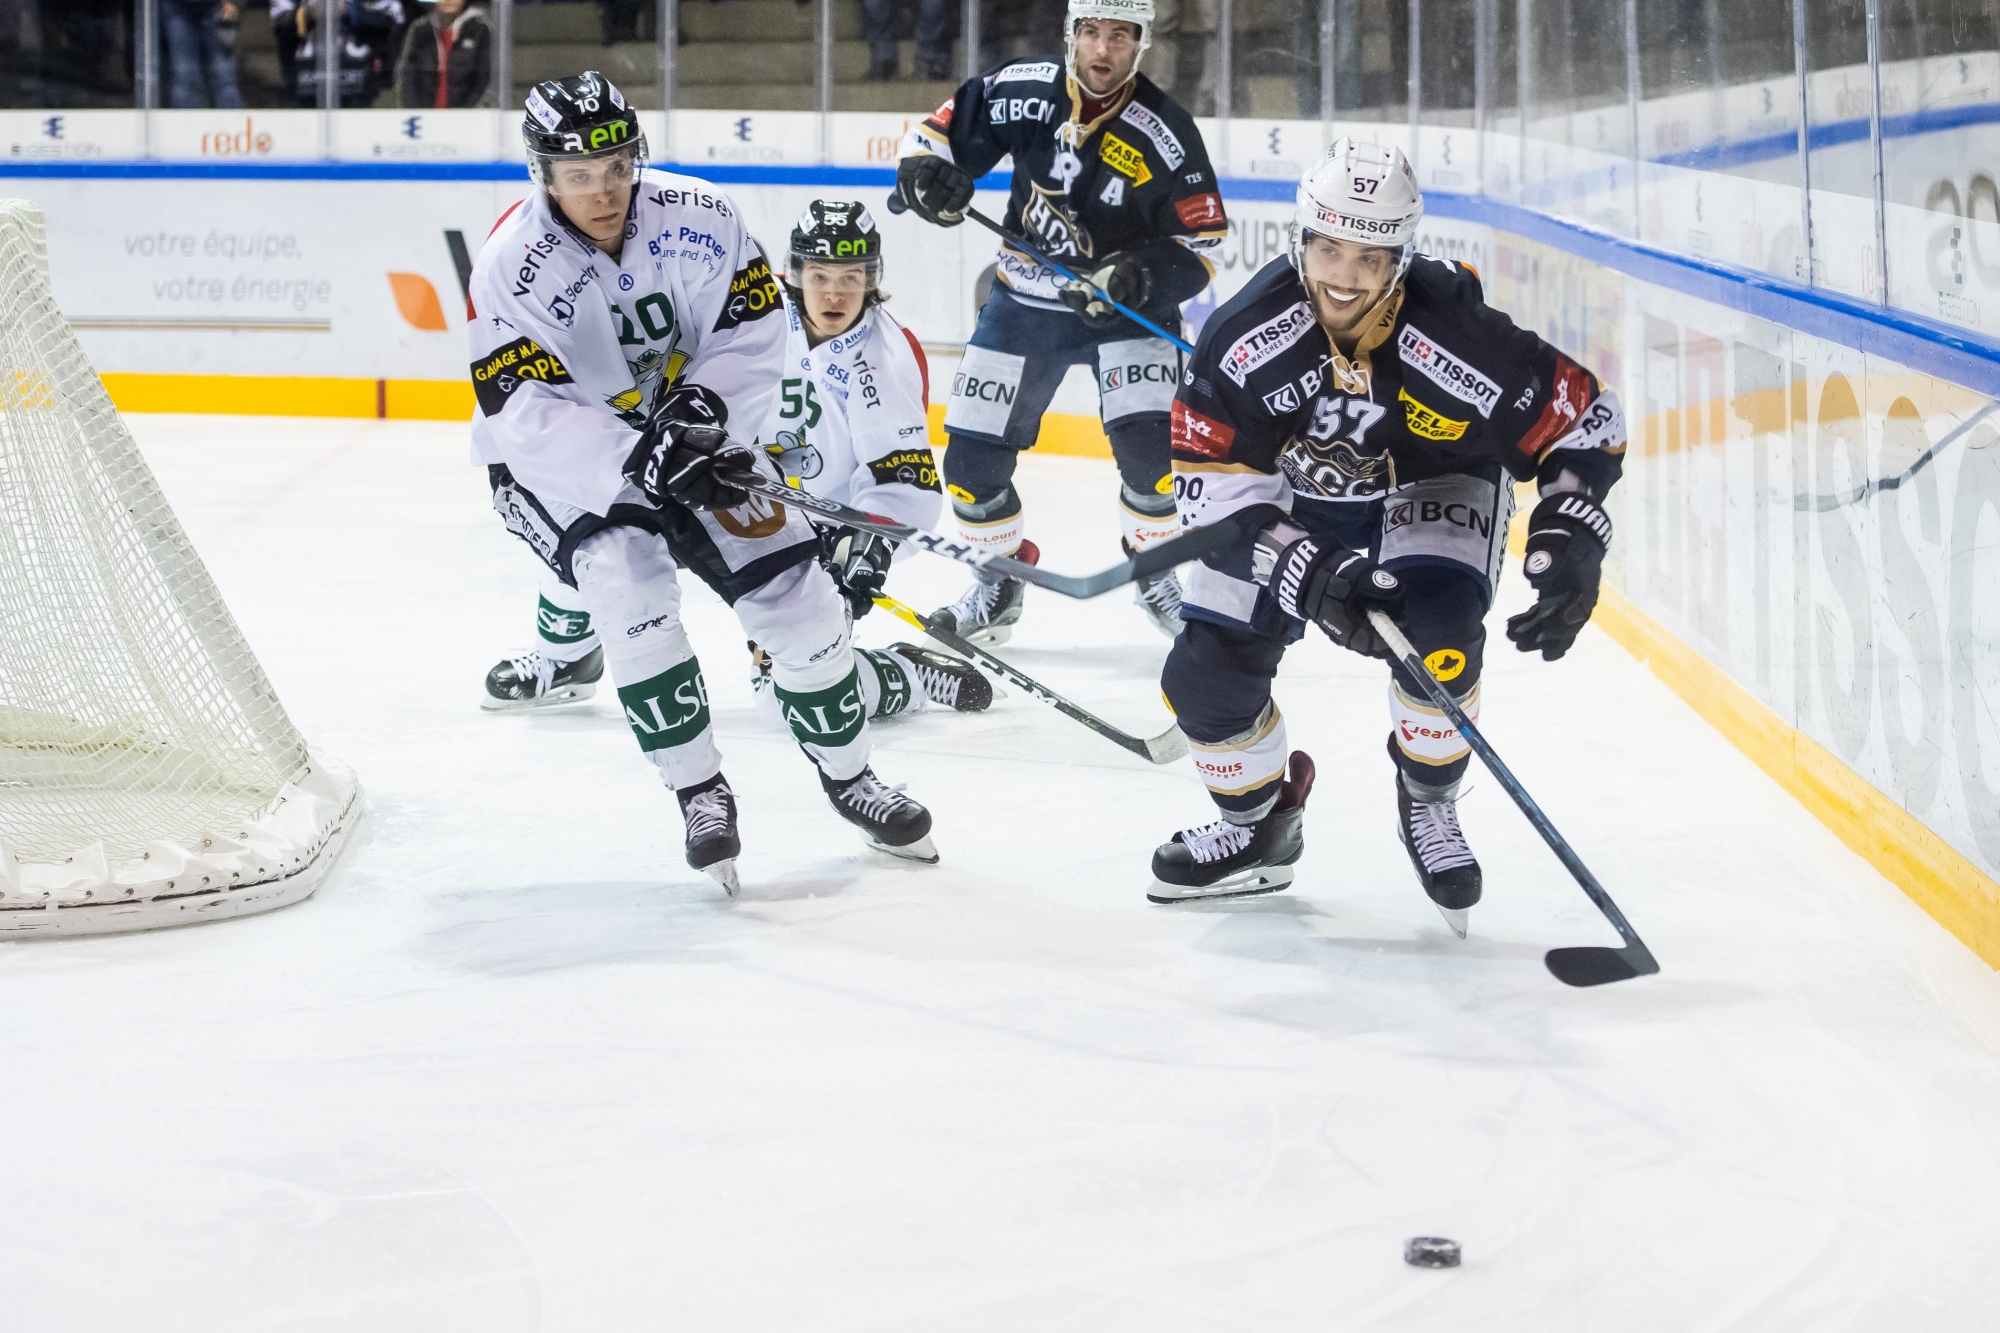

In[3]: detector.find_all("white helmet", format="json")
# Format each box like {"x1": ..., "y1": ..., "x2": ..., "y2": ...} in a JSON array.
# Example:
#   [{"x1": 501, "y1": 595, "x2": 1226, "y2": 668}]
[
  {"x1": 1064, "y1": 0, "x2": 1153, "y2": 85},
  {"x1": 1290, "y1": 138, "x2": 1424, "y2": 285}
]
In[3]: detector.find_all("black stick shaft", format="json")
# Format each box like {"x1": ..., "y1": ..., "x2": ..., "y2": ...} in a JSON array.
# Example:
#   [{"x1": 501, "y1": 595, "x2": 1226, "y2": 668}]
[{"x1": 1368, "y1": 611, "x2": 1651, "y2": 952}]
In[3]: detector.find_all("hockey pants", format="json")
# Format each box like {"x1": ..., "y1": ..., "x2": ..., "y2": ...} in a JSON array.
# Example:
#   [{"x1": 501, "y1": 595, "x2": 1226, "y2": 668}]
[
  {"x1": 1163, "y1": 564, "x2": 1490, "y2": 822},
  {"x1": 940, "y1": 288, "x2": 1183, "y2": 559}
]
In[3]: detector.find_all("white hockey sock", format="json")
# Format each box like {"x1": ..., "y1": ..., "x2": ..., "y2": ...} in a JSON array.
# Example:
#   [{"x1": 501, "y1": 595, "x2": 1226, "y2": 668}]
[
  {"x1": 1118, "y1": 492, "x2": 1179, "y2": 551},
  {"x1": 952, "y1": 505, "x2": 1025, "y2": 557},
  {"x1": 571, "y1": 527, "x2": 723, "y2": 790},
  {"x1": 1190, "y1": 702, "x2": 1290, "y2": 822},
  {"x1": 1390, "y1": 678, "x2": 1480, "y2": 771},
  {"x1": 857, "y1": 646, "x2": 922, "y2": 718},
  {"x1": 735, "y1": 562, "x2": 872, "y2": 781},
  {"x1": 535, "y1": 565, "x2": 600, "y2": 664}
]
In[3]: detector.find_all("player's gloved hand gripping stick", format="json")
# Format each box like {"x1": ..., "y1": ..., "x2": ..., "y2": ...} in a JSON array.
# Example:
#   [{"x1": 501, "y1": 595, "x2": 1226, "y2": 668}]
[
  {"x1": 713, "y1": 454, "x2": 1236, "y2": 598},
  {"x1": 1368, "y1": 609, "x2": 1661, "y2": 989},
  {"x1": 873, "y1": 593, "x2": 1188, "y2": 764},
  {"x1": 885, "y1": 189, "x2": 1195, "y2": 356}
]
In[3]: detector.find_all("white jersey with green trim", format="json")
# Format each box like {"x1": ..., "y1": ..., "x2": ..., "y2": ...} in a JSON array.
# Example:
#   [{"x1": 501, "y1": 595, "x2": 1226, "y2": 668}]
[
  {"x1": 763, "y1": 299, "x2": 943, "y2": 534},
  {"x1": 468, "y1": 168, "x2": 786, "y2": 515}
]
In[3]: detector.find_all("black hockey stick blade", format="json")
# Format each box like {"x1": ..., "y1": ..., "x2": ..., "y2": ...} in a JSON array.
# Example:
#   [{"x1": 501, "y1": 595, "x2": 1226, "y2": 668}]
[
  {"x1": 1367, "y1": 610, "x2": 1660, "y2": 987},
  {"x1": 874, "y1": 594, "x2": 1188, "y2": 763},
  {"x1": 1545, "y1": 942, "x2": 1661, "y2": 988},
  {"x1": 718, "y1": 463, "x2": 1235, "y2": 599}
]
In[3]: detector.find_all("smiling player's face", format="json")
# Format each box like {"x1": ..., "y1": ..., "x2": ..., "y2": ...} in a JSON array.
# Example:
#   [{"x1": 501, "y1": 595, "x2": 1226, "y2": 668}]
[{"x1": 1299, "y1": 233, "x2": 1400, "y2": 341}]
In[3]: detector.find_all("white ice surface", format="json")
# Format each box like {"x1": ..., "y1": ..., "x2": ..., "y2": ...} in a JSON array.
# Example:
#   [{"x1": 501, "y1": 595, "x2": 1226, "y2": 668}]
[{"x1": 6, "y1": 416, "x2": 2000, "y2": 1332}]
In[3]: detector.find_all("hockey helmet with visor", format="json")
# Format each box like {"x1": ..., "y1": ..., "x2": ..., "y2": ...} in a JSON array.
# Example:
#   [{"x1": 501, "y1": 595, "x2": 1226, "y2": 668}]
[
  {"x1": 1290, "y1": 138, "x2": 1424, "y2": 295},
  {"x1": 522, "y1": 71, "x2": 647, "y2": 200},
  {"x1": 786, "y1": 200, "x2": 884, "y2": 292}
]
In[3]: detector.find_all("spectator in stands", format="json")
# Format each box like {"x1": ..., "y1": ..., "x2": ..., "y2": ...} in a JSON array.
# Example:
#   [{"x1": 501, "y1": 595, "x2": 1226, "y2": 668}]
[
  {"x1": 398, "y1": 1, "x2": 493, "y2": 107},
  {"x1": 284, "y1": 0, "x2": 408, "y2": 108},
  {"x1": 161, "y1": 0, "x2": 246, "y2": 108},
  {"x1": 601, "y1": 0, "x2": 649, "y2": 44},
  {"x1": 861, "y1": 0, "x2": 952, "y2": 81},
  {"x1": 976, "y1": 0, "x2": 1063, "y2": 72}
]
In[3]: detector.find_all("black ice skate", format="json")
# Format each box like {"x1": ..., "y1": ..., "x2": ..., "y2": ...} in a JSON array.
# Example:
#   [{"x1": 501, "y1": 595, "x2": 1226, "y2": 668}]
[
  {"x1": 1149, "y1": 751, "x2": 1316, "y2": 903},
  {"x1": 481, "y1": 645, "x2": 604, "y2": 712},
  {"x1": 1395, "y1": 760, "x2": 1482, "y2": 938},
  {"x1": 889, "y1": 642, "x2": 993, "y2": 712},
  {"x1": 821, "y1": 766, "x2": 938, "y2": 863},
  {"x1": 1123, "y1": 539, "x2": 1185, "y2": 641},
  {"x1": 678, "y1": 772, "x2": 743, "y2": 895},
  {"x1": 931, "y1": 539, "x2": 1038, "y2": 646}
]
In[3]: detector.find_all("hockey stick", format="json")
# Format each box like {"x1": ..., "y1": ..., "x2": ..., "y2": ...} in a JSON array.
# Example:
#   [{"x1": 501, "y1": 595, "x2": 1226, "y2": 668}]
[
  {"x1": 884, "y1": 191, "x2": 1195, "y2": 354},
  {"x1": 1368, "y1": 610, "x2": 1660, "y2": 988},
  {"x1": 873, "y1": 593, "x2": 1189, "y2": 764},
  {"x1": 714, "y1": 463, "x2": 1236, "y2": 599}
]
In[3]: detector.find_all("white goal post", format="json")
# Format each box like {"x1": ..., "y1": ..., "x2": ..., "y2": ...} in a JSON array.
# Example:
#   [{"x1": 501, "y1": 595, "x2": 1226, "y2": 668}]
[{"x1": 0, "y1": 199, "x2": 358, "y2": 936}]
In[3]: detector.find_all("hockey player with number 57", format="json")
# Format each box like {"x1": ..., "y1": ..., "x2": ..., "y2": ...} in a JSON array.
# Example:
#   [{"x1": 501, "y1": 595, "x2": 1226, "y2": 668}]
[{"x1": 1148, "y1": 140, "x2": 1626, "y2": 936}]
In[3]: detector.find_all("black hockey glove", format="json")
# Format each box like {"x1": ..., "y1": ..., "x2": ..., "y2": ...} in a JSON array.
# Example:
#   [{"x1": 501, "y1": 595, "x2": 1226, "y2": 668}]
[
  {"x1": 1256, "y1": 527, "x2": 1406, "y2": 660},
  {"x1": 1505, "y1": 492, "x2": 1612, "y2": 661},
  {"x1": 896, "y1": 154, "x2": 973, "y2": 227},
  {"x1": 1058, "y1": 251, "x2": 1153, "y2": 329},
  {"x1": 825, "y1": 526, "x2": 893, "y2": 619},
  {"x1": 623, "y1": 385, "x2": 753, "y2": 511}
]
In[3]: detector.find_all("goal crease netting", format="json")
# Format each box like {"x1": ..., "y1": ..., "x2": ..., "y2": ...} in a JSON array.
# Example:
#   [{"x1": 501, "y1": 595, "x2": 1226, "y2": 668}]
[{"x1": 0, "y1": 199, "x2": 357, "y2": 935}]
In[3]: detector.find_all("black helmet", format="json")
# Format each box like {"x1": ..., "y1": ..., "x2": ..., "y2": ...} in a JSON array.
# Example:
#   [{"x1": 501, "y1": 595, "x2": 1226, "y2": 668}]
[
  {"x1": 522, "y1": 71, "x2": 646, "y2": 190},
  {"x1": 786, "y1": 200, "x2": 883, "y2": 290}
]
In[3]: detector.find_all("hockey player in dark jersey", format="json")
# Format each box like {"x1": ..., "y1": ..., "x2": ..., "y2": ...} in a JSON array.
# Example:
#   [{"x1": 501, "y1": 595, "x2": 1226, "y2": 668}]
[
  {"x1": 1148, "y1": 140, "x2": 1626, "y2": 936},
  {"x1": 893, "y1": 0, "x2": 1228, "y2": 645}
]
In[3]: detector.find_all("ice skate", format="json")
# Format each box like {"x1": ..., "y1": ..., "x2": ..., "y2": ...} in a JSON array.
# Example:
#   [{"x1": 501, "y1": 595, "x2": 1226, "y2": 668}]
[
  {"x1": 822, "y1": 766, "x2": 938, "y2": 863},
  {"x1": 930, "y1": 539, "x2": 1037, "y2": 646},
  {"x1": 1396, "y1": 768, "x2": 1482, "y2": 938},
  {"x1": 1149, "y1": 751, "x2": 1315, "y2": 902},
  {"x1": 889, "y1": 642, "x2": 993, "y2": 712},
  {"x1": 677, "y1": 772, "x2": 743, "y2": 895},
  {"x1": 1134, "y1": 567, "x2": 1184, "y2": 640},
  {"x1": 481, "y1": 645, "x2": 604, "y2": 712},
  {"x1": 1124, "y1": 540, "x2": 1185, "y2": 640}
]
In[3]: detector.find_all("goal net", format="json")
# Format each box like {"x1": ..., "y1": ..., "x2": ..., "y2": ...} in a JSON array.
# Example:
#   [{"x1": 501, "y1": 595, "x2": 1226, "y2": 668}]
[{"x1": 0, "y1": 199, "x2": 357, "y2": 935}]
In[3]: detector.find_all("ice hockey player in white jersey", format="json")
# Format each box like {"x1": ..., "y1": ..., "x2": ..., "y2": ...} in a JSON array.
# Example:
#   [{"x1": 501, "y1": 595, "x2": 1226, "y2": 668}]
[
  {"x1": 470, "y1": 72, "x2": 939, "y2": 891},
  {"x1": 487, "y1": 201, "x2": 993, "y2": 720},
  {"x1": 752, "y1": 199, "x2": 992, "y2": 718}
]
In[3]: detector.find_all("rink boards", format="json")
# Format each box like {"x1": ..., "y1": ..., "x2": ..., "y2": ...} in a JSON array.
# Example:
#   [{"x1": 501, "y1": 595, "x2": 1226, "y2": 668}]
[{"x1": 2, "y1": 160, "x2": 1995, "y2": 969}]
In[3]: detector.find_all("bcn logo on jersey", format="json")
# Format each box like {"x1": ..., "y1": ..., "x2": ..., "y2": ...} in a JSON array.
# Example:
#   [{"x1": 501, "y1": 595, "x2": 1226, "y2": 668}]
[
  {"x1": 1396, "y1": 324, "x2": 1500, "y2": 418},
  {"x1": 1221, "y1": 302, "x2": 1315, "y2": 386},
  {"x1": 1100, "y1": 360, "x2": 1176, "y2": 392},
  {"x1": 951, "y1": 371, "x2": 1017, "y2": 404},
  {"x1": 1170, "y1": 400, "x2": 1235, "y2": 458},
  {"x1": 1383, "y1": 496, "x2": 1494, "y2": 539},
  {"x1": 1398, "y1": 387, "x2": 1469, "y2": 441},
  {"x1": 471, "y1": 335, "x2": 572, "y2": 416},
  {"x1": 990, "y1": 97, "x2": 1057, "y2": 125}
]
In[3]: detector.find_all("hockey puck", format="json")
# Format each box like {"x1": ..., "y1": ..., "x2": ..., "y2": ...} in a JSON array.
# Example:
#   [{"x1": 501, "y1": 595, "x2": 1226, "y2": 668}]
[{"x1": 1404, "y1": 1237, "x2": 1461, "y2": 1268}]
